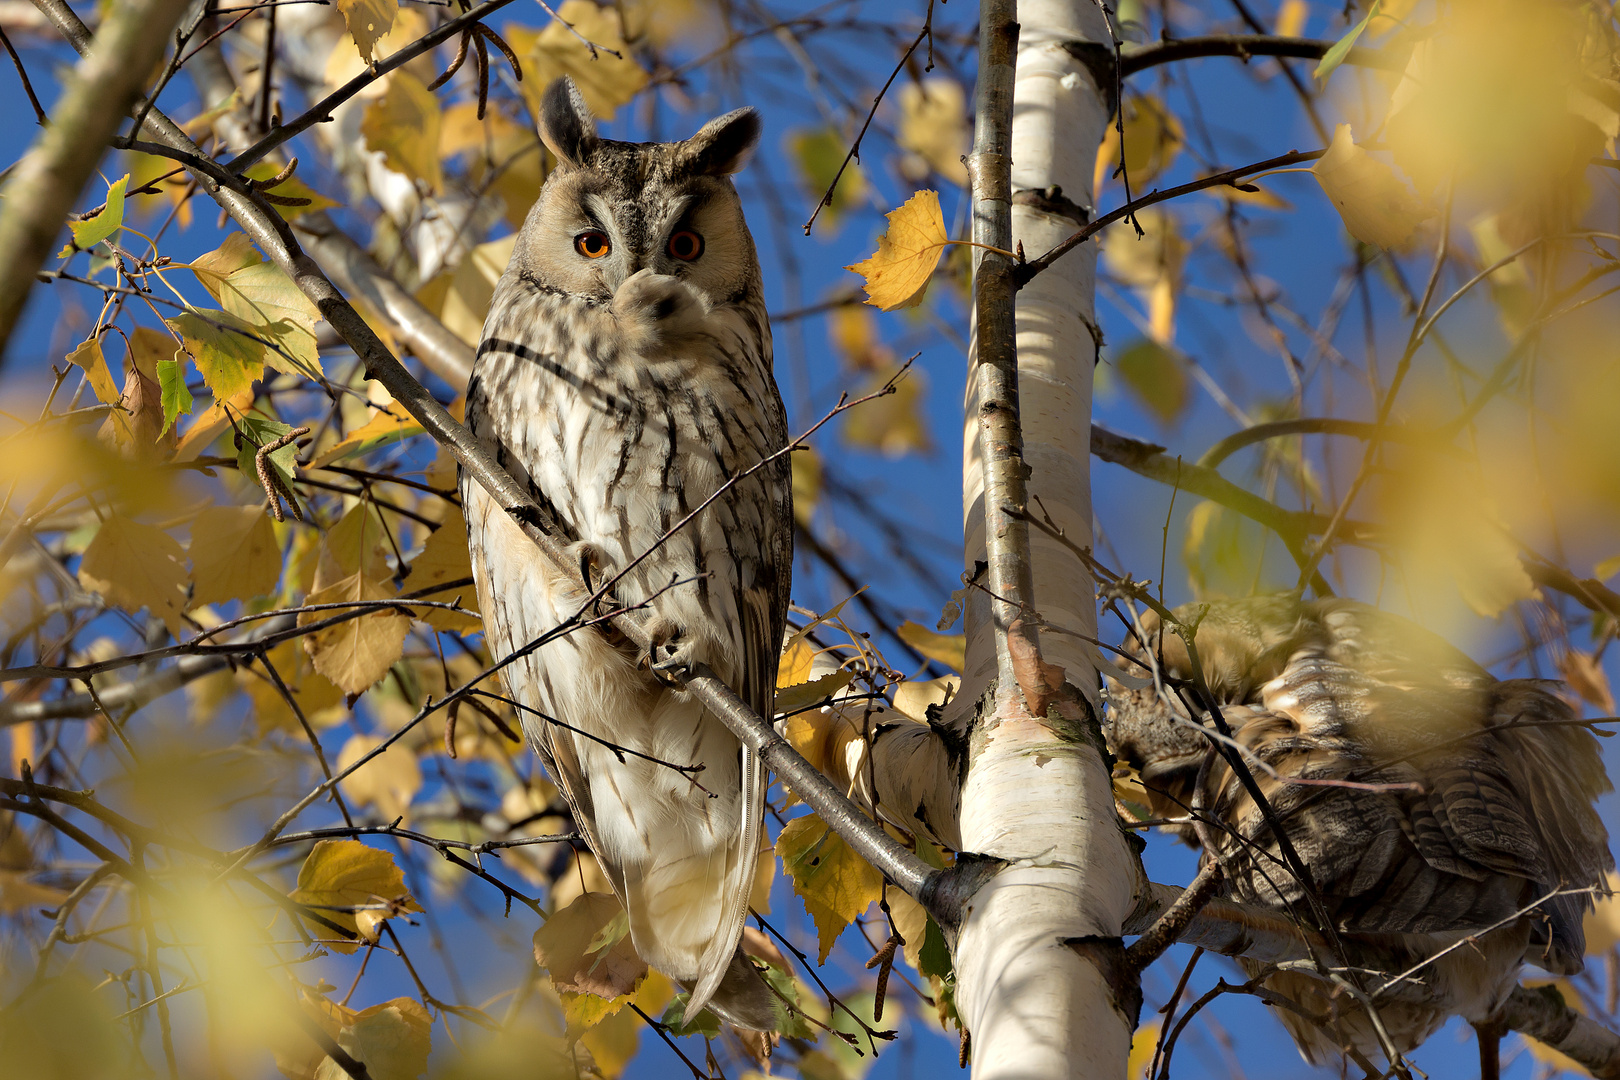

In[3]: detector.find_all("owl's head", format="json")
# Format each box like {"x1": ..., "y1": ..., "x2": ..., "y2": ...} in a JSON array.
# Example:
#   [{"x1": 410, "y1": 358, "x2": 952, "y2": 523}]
[{"x1": 509, "y1": 77, "x2": 763, "y2": 311}]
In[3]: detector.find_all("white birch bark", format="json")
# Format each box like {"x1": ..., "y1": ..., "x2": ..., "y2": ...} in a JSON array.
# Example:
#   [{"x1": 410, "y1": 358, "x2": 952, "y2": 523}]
[{"x1": 947, "y1": 1, "x2": 1140, "y2": 1075}]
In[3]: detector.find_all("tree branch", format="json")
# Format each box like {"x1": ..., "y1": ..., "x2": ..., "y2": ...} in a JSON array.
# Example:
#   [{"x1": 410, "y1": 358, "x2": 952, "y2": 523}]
[
  {"x1": 35, "y1": 0, "x2": 949, "y2": 928},
  {"x1": 0, "y1": 0, "x2": 192, "y2": 356},
  {"x1": 1118, "y1": 34, "x2": 1402, "y2": 78}
]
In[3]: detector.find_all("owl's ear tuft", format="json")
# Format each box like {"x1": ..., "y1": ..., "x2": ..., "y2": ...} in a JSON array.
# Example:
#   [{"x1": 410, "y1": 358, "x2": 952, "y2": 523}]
[
  {"x1": 679, "y1": 108, "x2": 762, "y2": 176},
  {"x1": 539, "y1": 77, "x2": 599, "y2": 168}
]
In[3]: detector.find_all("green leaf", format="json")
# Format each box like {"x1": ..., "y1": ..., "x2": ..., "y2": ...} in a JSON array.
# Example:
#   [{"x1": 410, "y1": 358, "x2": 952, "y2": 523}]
[
  {"x1": 166, "y1": 309, "x2": 267, "y2": 402},
  {"x1": 211, "y1": 262, "x2": 323, "y2": 379},
  {"x1": 659, "y1": 994, "x2": 721, "y2": 1039},
  {"x1": 62, "y1": 175, "x2": 128, "y2": 255},
  {"x1": 1595, "y1": 554, "x2": 1620, "y2": 581},
  {"x1": 917, "y1": 916, "x2": 952, "y2": 979},
  {"x1": 1114, "y1": 338, "x2": 1189, "y2": 424},
  {"x1": 232, "y1": 414, "x2": 300, "y2": 508},
  {"x1": 759, "y1": 966, "x2": 818, "y2": 1041},
  {"x1": 1314, "y1": 0, "x2": 1381, "y2": 86},
  {"x1": 156, "y1": 359, "x2": 193, "y2": 433}
]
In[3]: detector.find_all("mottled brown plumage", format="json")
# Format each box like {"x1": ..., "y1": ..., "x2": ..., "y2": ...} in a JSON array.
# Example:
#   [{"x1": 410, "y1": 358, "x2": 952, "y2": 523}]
[
  {"x1": 461, "y1": 78, "x2": 790, "y2": 1029},
  {"x1": 1106, "y1": 595, "x2": 1612, "y2": 1063}
]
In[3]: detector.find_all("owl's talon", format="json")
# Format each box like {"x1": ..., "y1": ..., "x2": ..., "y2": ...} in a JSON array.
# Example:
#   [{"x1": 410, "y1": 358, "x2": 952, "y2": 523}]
[{"x1": 643, "y1": 618, "x2": 694, "y2": 685}]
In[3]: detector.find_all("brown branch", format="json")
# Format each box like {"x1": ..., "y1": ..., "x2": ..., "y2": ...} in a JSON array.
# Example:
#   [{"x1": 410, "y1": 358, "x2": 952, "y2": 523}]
[
  {"x1": 1119, "y1": 33, "x2": 1401, "y2": 77},
  {"x1": 0, "y1": 0, "x2": 192, "y2": 357},
  {"x1": 1012, "y1": 147, "x2": 1327, "y2": 289}
]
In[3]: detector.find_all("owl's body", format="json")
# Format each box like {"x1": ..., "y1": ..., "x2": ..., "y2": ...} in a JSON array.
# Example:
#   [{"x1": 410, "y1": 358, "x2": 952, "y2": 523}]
[
  {"x1": 461, "y1": 79, "x2": 790, "y2": 1029},
  {"x1": 1106, "y1": 596, "x2": 1612, "y2": 1064}
]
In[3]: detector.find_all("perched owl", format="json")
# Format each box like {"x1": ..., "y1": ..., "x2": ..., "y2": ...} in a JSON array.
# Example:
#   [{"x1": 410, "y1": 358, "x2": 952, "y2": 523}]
[
  {"x1": 1105, "y1": 595, "x2": 1613, "y2": 1064},
  {"x1": 461, "y1": 77, "x2": 791, "y2": 1030}
]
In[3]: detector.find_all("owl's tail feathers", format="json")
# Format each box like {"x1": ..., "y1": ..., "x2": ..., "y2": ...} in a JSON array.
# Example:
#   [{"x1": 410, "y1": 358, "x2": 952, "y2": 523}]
[
  {"x1": 689, "y1": 949, "x2": 780, "y2": 1032},
  {"x1": 680, "y1": 745, "x2": 767, "y2": 1025}
]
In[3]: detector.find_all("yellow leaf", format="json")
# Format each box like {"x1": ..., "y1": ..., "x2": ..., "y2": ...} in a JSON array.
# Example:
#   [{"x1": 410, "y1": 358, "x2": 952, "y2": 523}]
[
  {"x1": 896, "y1": 621, "x2": 964, "y2": 672},
  {"x1": 579, "y1": 972, "x2": 675, "y2": 1077},
  {"x1": 777, "y1": 638, "x2": 816, "y2": 688},
  {"x1": 841, "y1": 364, "x2": 931, "y2": 457},
  {"x1": 510, "y1": 2, "x2": 648, "y2": 122},
  {"x1": 1597, "y1": 554, "x2": 1620, "y2": 582},
  {"x1": 775, "y1": 670, "x2": 854, "y2": 716},
  {"x1": 0, "y1": 870, "x2": 69, "y2": 915},
  {"x1": 317, "y1": 501, "x2": 394, "y2": 586},
  {"x1": 898, "y1": 79, "x2": 969, "y2": 186},
  {"x1": 78, "y1": 514, "x2": 189, "y2": 635},
  {"x1": 416, "y1": 234, "x2": 518, "y2": 346},
  {"x1": 318, "y1": 998, "x2": 431, "y2": 1080},
  {"x1": 1312, "y1": 124, "x2": 1427, "y2": 249},
  {"x1": 67, "y1": 336, "x2": 120, "y2": 405},
  {"x1": 362, "y1": 70, "x2": 443, "y2": 192},
  {"x1": 1113, "y1": 338, "x2": 1190, "y2": 425},
  {"x1": 791, "y1": 126, "x2": 866, "y2": 233},
  {"x1": 1559, "y1": 651, "x2": 1615, "y2": 714},
  {"x1": 829, "y1": 303, "x2": 885, "y2": 370},
  {"x1": 189, "y1": 505, "x2": 282, "y2": 607},
  {"x1": 1103, "y1": 208, "x2": 1185, "y2": 345},
  {"x1": 1582, "y1": 872, "x2": 1620, "y2": 955},
  {"x1": 845, "y1": 190, "x2": 948, "y2": 310},
  {"x1": 301, "y1": 572, "x2": 411, "y2": 695},
  {"x1": 337, "y1": 0, "x2": 398, "y2": 64},
  {"x1": 1274, "y1": 0, "x2": 1308, "y2": 37},
  {"x1": 399, "y1": 508, "x2": 480, "y2": 633},
  {"x1": 1094, "y1": 95, "x2": 1184, "y2": 193},
  {"x1": 336, "y1": 733, "x2": 423, "y2": 828},
  {"x1": 777, "y1": 813, "x2": 883, "y2": 963},
  {"x1": 203, "y1": 263, "x2": 323, "y2": 380},
  {"x1": 1129, "y1": 1020, "x2": 1162, "y2": 1078},
  {"x1": 310, "y1": 402, "x2": 424, "y2": 468},
  {"x1": 892, "y1": 676, "x2": 960, "y2": 722},
  {"x1": 791, "y1": 445, "x2": 821, "y2": 529},
  {"x1": 290, "y1": 839, "x2": 422, "y2": 954},
  {"x1": 533, "y1": 892, "x2": 648, "y2": 1001},
  {"x1": 165, "y1": 309, "x2": 266, "y2": 402},
  {"x1": 190, "y1": 232, "x2": 260, "y2": 286},
  {"x1": 243, "y1": 639, "x2": 344, "y2": 736}
]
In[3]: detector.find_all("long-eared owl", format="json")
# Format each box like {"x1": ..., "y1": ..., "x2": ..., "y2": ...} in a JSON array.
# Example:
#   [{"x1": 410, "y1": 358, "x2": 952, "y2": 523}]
[
  {"x1": 461, "y1": 77, "x2": 791, "y2": 1030},
  {"x1": 1105, "y1": 595, "x2": 1612, "y2": 1065}
]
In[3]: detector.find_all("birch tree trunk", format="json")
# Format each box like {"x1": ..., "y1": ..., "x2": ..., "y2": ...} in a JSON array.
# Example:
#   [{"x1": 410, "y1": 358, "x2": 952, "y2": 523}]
[{"x1": 948, "y1": 0, "x2": 1140, "y2": 1074}]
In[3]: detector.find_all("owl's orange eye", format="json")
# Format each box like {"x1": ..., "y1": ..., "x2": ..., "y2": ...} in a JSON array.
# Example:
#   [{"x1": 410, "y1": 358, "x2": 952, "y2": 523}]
[
  {"x1": 667, "y1": 229, "x2": 704, "y2": 262},
  {"x1": 574, "y1": 231, "x2": 611, "y2": 259}
]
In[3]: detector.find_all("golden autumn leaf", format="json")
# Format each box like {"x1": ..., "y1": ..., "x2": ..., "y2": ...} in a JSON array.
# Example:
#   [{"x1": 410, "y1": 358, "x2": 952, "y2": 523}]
[
  {"x1": 317, "y1": 501, "x2": 394, "y2": 586},
  {"x1": 0, "y1": 871, "x2": 68, "y2": 915},
  {"x1": 189, "y1": 505, "x2": 282, "y2": 607},
  {"x1": 290, "y1": 839, "x2": 422, "y2": 954},
  {"x1": 578, "y1": 972, "x2": 675, "y2": 1078},
  {"x1": 415, "y1": 234, "x2": 518, "y2": 346},
  {"x1": 842, "y1": 364, "x2": 931, "y2": 457},
  {"x1": 310, "y1": 403, "x2": 424, "y2": 468},
  {"x1": 774, "y1": 671, "x2": 854, "y2": 717},
  {"x1": 1311, "y1": 124, "x2": 1427, "y2": 249},
  {"x1": 337, "y1": 0, "x2": 398, "y2": 64},
  {"x1": 362, "y1": 70, "x2": 443, "y2": 192},
  {"x1": 1094, "y1": 94, "x2": 1184, "y2": 192},
  {"x1": 1274, "y1": 0, "x2": 1307, "y2": 37},
  {"x1": 777, "y1": 638, "x2": 816, "y2": 688},
  {"x1": 165, "y1": 308, "x2": 266, "y2": 403},
  {"x1": 791, "y1": 444, "x2": 821, "y2": 528},
  {"x1": 243, "y1": 639, "x2": 344, "y2": 736},
  {"x1": 896, "y1": 621, "x2": 965, "y2": 671},
  {"x1": 1582, "y1": 872, "x2": 1620, "y2": 955},
  {"x1": 892, "y1": 675, "x2": 960, "y2": 722},
  {"x1": 533, "y1": 892, "x2": 648, "y2": 1002},
  {"x1": 845, "y1": 190, "x2": 948, "y2": 310},
  {"x1": 316, "y1": 999, "x2": 431, "y2": 1080},
  {"x1": 1102, "y1": 209, "x2": 1185, "y2": 346},
  {"x1": 77, "y1": 514, "x2": 189, "y2": 635},
  {"x1": 1559, "y1": 650, "x2": 1615, "y2": 714},
  {"x1": 777, "y1": 813, "x2": 883, "y2": 963},
  {"x1": 301, "y1": 572, "x2": 412, "y2": 695},
  {"x1": 509, "y1": 1, "x2": 648, "y2": 122},
  {"x1": 1129, "y1": 1020, "x2": 1162, "y2": 1078},
  {"x1": 791, "y1": 126, "x2": 866, "y2": 233},
  {"x1": 898, "y1": 78, "x2": 969, "y2": 186},
  {"x1": 336, "y1": 733, "x2": 423, "y2": 827},
  {"x1": 66, "y1": 336, "x2": 120, "y2": 405},
  {"x1": 398, "y1": 508, "x2": 480, "y2": 633}
]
